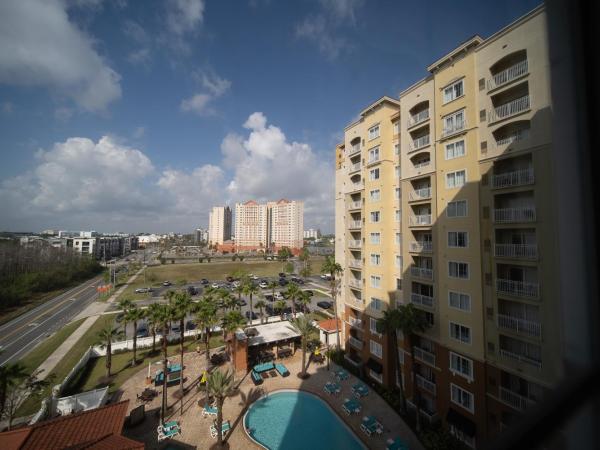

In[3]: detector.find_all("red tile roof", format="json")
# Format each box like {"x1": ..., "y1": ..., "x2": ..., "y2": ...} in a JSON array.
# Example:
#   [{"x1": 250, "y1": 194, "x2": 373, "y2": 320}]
[
  {"x1": 0, "y1": 401, "x2": 144, "y2": 450},
  {"x1": 317, "y1": 318, "x2": 341, "y2": 332}
]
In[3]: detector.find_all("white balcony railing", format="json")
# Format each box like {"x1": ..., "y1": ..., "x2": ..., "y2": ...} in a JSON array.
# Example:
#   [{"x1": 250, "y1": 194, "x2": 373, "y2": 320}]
[
  {"x1": 344, "y1": 353, "x2": 362, "y2": 367},
  {"x1": 348, "y1": 317, "x2": 363, "y2": 329},
  {"x1": 492, "y1": 168, "x2": 534, "y2": 189},
  {"x1": 410, "y1": 293, "x2": 434, "y2": 308},
  {"x1": 407, "y1": 109, "x2": 430, "y2": 128},
  {"x1": 494, "y1": 243, "x2": 538, "y2": 259},
  {"x1": 348, "y1": 239, "x2": 362, "y2": 248},
  {"x1": 348, "y1": 144, "x2": 361, "y2": 156},
  {"x1": 409, "y1": 134, "x2": 430, "y2": 152},
  {"x1": 496, "y1": 127, "x2": 530, "y2": 147},
  {"x1": 497, "y1": 314, "x2": 542, "y2": 338},
  {"x1": 348, "y1": 220, "x2": 362, "y2": 229},
  {"x1": 367, "y1": 157, "x2": 380, "y2": 165},
  {"x1": 409, "y1": 214, "x2": 432, "y2": 226},
  {"x1": 488, "y1": 60, "x2": 529, "y2": 91},
  {"x1": 497, "y1": 278, "x2": 540, "y2": 299},
  {"x1": 413, "y1": 160, "x2": 431, "y2": 170},
  {"x1": 442, "y1": 119, "x2": 466, "y2": 137},
  {"x1": 348, "y1": 259, "x2": 363, "y2": 269},
  {"x1": 489, "y1": 95, "x2": 530, "y2": 122},
  {"x1": 409, "y1": 187, "x2": 431, "y2": 201},
  {"x1": 348, "y1": 336, "x2": 364, "y2": 350},
  {"x1": 410, "y1": 265, "x2": 434, "y2": 280},
  {"x1": 416, "y1": 374, "x2": 437, "y2": 395},
  {"x1": 499, "y1": 349, "x2": 542, "y2": 369},
  {"x1": 349, "y1": 162, "x2": 361, "y2": 173},
  {"x1": 493, "y1": 207, "x2": 536, "y2": 223},
  {"x1": 348, "y1": 201, "x2": 362, "y2": 210},
  {"x1": 348, "y1": 279, "x2": 362, "y2": 290},
  {"x1": 499, "y1": 386, "x2": 536, "y2": 411},
  {"x1": 413, "y1": 346, "x2": 436, "y2": 367},
  {"x1": 409, "y1": 241, "x2": 432, "y2": 253},
  {"x1": 349, "y1": 182, "x2": 364, "y2": 192}
]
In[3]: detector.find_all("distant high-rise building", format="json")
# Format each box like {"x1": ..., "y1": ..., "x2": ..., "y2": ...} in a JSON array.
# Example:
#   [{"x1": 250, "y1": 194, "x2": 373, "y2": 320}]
[
  {"x1": 304, "y1": 228, "x2": 321, "y2": 239},
  {"x1": 268, "y1": 199, "x2": 304, "y2": 252},
  {"x1": 234, "y1": 201, "x2": 269, "y2": 251},
  {"x1": 208, "y1": 206, "x2": 232, "y2": 247}
]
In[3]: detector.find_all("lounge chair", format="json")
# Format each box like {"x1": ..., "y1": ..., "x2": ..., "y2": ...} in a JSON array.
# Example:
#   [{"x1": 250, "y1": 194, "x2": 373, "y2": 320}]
[
  {"x1": 323, "y1": 381, "x2": 341, "y2": 395},
  {"x1": 352, "y1": 383, "x2": 369, "y2": 398},
  {"x1": 275, "y1": 363, "x2": 289, "y2": 377},
  {"x1": 210, "y1": 420, "x2": 231, "y2": 438},
  {"x1": 386, "y1": 437, "x2": 409, "y2": 450},
  {"x1": 251, "y1": 370, "x2": 263, "y2": 385},
  {"x1": 360, "y1": 416, "x2": 383, "y2": 436},
  {"x1": 342, "y1": 398, "x2": 361, "y2": 415},
  {"x1": 202, "y1": 405, "x2": 218, "y2": 417},
  {"x1": 158, "y1": 423, "x2": 181, "y2": 441},
  {"x1": 157, "y1": 420, "x2": 179, "y2": 433}
]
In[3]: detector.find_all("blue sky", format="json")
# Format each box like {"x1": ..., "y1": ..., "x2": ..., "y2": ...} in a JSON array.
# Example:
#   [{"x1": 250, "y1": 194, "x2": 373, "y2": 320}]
[{"x1": 0, "y1": 0, "x2": 540, "y2": 234}]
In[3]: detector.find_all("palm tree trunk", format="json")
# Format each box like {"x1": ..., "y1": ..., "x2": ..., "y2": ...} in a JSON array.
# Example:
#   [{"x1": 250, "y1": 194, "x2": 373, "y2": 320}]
[
  {"x1": 291, "y1": 295, "x2": 296, "y2": 318},
  {"x1": 205, "y1": 327, "x2": 211, "y2": 362},
  {"x1": 180, "y1": 318, "x2": 184, "y2": 414},
  {"x1": 217, "y1": 397, "x2": 224, "y2": 445},
  {"x1": 394, "y1": 330, "x2": 407, "y2": 413},
  {"x1": 249, "y1": 293, "x2": 253, "y2": 324},
  {"x1": 331, "y1": 281, "x2": 340, "y2": 348},
  {"x1": 301, "y1": 340, "x2": 307, "y2": 377},
  {"x1": 106, "y1": 341, "x2": 112, "y2": 377},
  {"x1": 132, "y1": 320, "x2": 137, "y2": 367},
  {"x1": 161, "y1": 325, "x2": 169, "y2": 425},
  {"x1": 152, "y1": 328, "x2": 156, "y2": 353},
  {"x1": 409, "y1": 335, "x2": 421, "y2": 432}
]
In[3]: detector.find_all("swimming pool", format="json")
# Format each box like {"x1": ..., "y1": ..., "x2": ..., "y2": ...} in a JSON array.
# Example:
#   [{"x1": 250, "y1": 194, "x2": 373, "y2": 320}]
[{"x1": 244, "y1": 390, "x2": 366, "y2": 450}]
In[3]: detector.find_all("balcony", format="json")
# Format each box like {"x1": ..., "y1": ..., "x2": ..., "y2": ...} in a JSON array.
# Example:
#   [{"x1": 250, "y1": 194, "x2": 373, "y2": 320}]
[
  {"x1": 348, "y1": 220, "x2": 362, "y2": 230},
  {"x1": 497, "y1": 314, "x2": 542, "y2": 338},
  {"x1": 349, "y1": 162, "x2": 362, "y2": 174},
  {"x1": 489, "y1": 95, "x2": 530, "y2": 122},
  {"x1": 349, "y1": 182, "x2": 364, "y2": 192},
  {"x1": 416, "y1": 374, "x2": 437, "y2": 395},
  {"x1": 499, "y1": 348, "x2": 542, "y2": 369},
  {"x1": 409, "y1": 241, "x2": 432, "y2": 253},
  {"x1": 348, "y1": 144, "x2": 361, "y2": 156},
  {"x1": 348, "y1": 201, "x2": 362, "y2": 210},
  {"x1": 348, "y1": 240, "x2": 362, "y2": 250},
  {"x1": 499, "y1": 386, "x2": 535, "y2": 411},
  {"x1": 488, "y1": 60, "x2": 529, "y2": 91},
  {"x1": 348, "y1": 279, "x2": 362, "y2": 290},
  {"x1": 410, "y1": 265, "x2": 433, "y2": 280},
  {"x1": 348, "y1": 317, "x2": 363, "y2": 329},
  {"x1": 409, "y1": 135, "x2": 430, "y2": 152},
  {"x1": 411, "y1": 293, "x2": 434, "y2": 308},
  {"x1": 413, "y1": 346, "x2": 436, "y2": 367},
  {"x1": 494, "y1": 243, "x2": 538, "y2": 260},
  {"x1": 413, "y1": 160, "x2": 431, "y2": 170},
  {"x1": 409, "y1": 187, "x2": 431, "y2": 201},
  {"x1": 344, "y1": 353, "x2": 362, "y2": 367},
  {"x1": 493, "y1": 207, "x2": 536, "y2": 223},
  {"x1": 497, "y1": 278, "x2": 540, "y2": 299},
  {"x1": 496, "y1": 127, "x2": 530, "y2": 147},
  {"x1": 348, "y1": 336, "x2": 364, "y2": 350},
  {"x1": 409, "y1": 215, "x2": 432, "y2": 226},
  {"x1": 442, "y1": 119, "x2": 466, "y2": 138},
  {"x1": 348, "y1": 259, "x2": 362, "y2": 269},
  {"x1": 407, "y1": 109, "x2": 430, "y2": 128},
  {"x1": 492, "y1": 168, "x2": 534, "y2": 189}
]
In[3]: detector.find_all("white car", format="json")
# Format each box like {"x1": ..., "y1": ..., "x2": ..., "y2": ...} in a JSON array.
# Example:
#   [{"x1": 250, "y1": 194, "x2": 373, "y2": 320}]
[
  {"x1": 211, "y1": 282, "x2": 220, "y2": 289},
  {"x1": 274, "y1": 292, "x2": 284, "y2": 300},
  {"x1": 250, "y1": 274, "x2": 259, "y2": 280},
  {"x1": 259, "y1": 281, "x2": 268, "y2": 289},
  {"x1": 233, "y1": 280, "x2": 241, "y2": 287},
  {"x1": 320, "y1": 274, "x2": 332, "y2": 281}
]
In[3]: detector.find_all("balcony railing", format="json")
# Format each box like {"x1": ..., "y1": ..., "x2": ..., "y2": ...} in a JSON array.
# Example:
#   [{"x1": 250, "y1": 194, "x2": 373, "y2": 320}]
[
  {"x1": 498, "y1": 313, "x2": 542, "y2": 338},
  {"x1": 492, "y1": 168, "x2": 534, "y2": 189},
  {"x1": 499, "y1": 348, "x2": 542, "y2": 369},
  {"x1": 407, "y1": 109, "x2": 430, "y2": 128},
  {"x1": 409, "y1": 214, "x2": 432, "y2": 226},
  {"x1": 413, "y1": 160, "x2": 431, "y2": 169},
  {"x1": 442, "y1": 119, "x2": 466, "y2": 137},
  {"x1": 494, "y1": 243, "x2": 538, "y2": 259},
  {"x1": 349, "y1": 162, "x2": 361, "y2": 173},
  {"x1": 348, "y1": 220, "x2": 362, "y2": 229},
  {"x1": 410, "y1": 265, "x2": 434, "y2": 280},
  {"x1": 344, "y1": 353, "x2": 362, "y2": 367},
  {"x1": 367, "y1": 157, "x2": 380, "y2": 165},
  {"x1": 489, "y1": 95, "x2": 530, "y2": 122},
  {"x1": 348, "y1": 259, "x2": 362, "y2": 269},
  {"x1": 409, "y1": 187, "x2": 431, "y2": 201},
  {"x1": 493, "y1": 207, "x2": 536, "y2": 223},
  {"x1": 348, "y1": 336, "x2": 364, "y2": 350},
  {"x1": 349, "y1": 182, "x2": 364, "y2": 192},
  {"x1": 348, "y1": 144, "x2": 361, "y2": 156},
  {"x1": 496, "y1": 127, "x2": 530, "y2": 147},
  {"x1": 488, "y1": 60, "x2": 529, "y2": 91},
  {"x1": 499, "y1": 386, "x2": 536, "y2": 411},
  {"x1": 411, "y1": 293, "x2": 434, "y2": 308},
  {"x1": 409, "y1": 134, "x2": 430, "y2": 152},
  {"x1": 413, "y1": 346, "x2": 436, "y2": 367},
  {"x1": 348, "y1": 201, "x2": 362, "y2": 210},
  {"x1": 409, "y1": 241, "x2": 432, "y2": 253},
  {"x1": 348, "y1": 279, "x2": 362, "y2": 290},
  {"x1": 497, "y1": 278, "x2": 540, "y2": 299},
  {"x1": 347, "y1": 239, "x2": 362, "y2": 249},
  {"x1": 416, "y1": 374, "x2": 437, "y2": 395},
  {"x1": 348, "y1": 317, "x2": 363, "y2": 329}
]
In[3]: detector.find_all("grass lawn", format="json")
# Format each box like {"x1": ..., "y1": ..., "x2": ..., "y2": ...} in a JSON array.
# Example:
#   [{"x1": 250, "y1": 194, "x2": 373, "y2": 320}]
[
  {"x1": 64, "y1": 335, "x2": 224, "y2": 396},
  {"x1": 16, "y1": 314, "x2": 118, "y2": 417}
]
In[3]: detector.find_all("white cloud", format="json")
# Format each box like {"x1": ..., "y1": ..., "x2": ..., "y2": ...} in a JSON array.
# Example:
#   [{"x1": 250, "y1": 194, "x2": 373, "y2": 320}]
[
  {"x1": 201, "y1": 73, "x2": 231, "y2": 97},
  {"x1": 0, "y1": 0, "x2": 121, "y2": 112},
  {"x1": 295, "y1": 15, "x2": 348, "y2": 60},
  {"x1": 180, "y1": 93, "x2": 213, "y2": 115},
  {"x1": 319, "y1": 0, "x2": 363, "y2": 23},
  {"x1": 181, "y1": 71, "x2": 231, "y2": 116},
  {"x1": 166, "y1": 0, "x2": 204, "y2": 36}
]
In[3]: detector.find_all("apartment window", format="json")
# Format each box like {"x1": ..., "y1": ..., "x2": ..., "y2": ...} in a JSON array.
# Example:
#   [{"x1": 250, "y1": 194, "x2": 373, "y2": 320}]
[
  {"x1": 451, "y1": 383, "x2": 474, "y2": 413},
  {"x1": 449, "y1": 352, "x2": 474, "y2": 381},
  {"x1": 450, "y1": 322, "x2": 472, "y2": 344},
  {"x1": 395, "y1": 187, "x2": 401, "y2": 198},
  {"x1": 395, "y1": 232, "x2": 401, "y2": 244},
  {"x1": 394, "y1": 143, "x2": 400, "y2": 155},
  {"x1": 370, "y1": 189, "x2": 381, "y2": 201},
  {"x1": 446, "y1": 169, "x2": 466, "y2": 188},
  {"x1": 449, "y1": 291, "x2": 471, "y2": 312},
  {"x1": 368, "y1": 124, "x2": 380, "y2": 140},
  {"x1": 370, "y1": 275, "x2": 381, "y2": 288},
  {"x1": 450, "y1": 425, "x2": 475, "y2": 449},
  {"x1": 370, "y1": 318, "x2": 382, "y2": 337},
  {"x1": 369, "y1": 168, "x2": 380, "y2": 180},
  {"x1": 443, "y1": 79, "x2": 464, "y2": 104},
  {"x1": 395, "y1": 166, "x2": 400, "y2": 178},
  {"x1": 395, "y1": 210, "x2": 401, "y2": 222},
  {"x1": 393, "y1": 121, "x2": 400, "y2": 134},
  {"x1": 370, "y1": 370, "x2": 383, "y2": 383},
  {"x1": 370, "y1": 297, "x2": 383, "y2": 311},
  {"x1": 395, "y1": 255, "x2": 402, "y2": 269},
  {"x1": 449, "y1": 261, "x2": 469, "y2": 279},
  {"x1": 370, "y1": 211, "x2": 381, "y2": 223},
  {"x1": 443, "y1": 109, "x2": 466, "y2": 136},
  {"x1": 445, "y1": 139, "x2": 466, "y2": 160},
  {"x1": 447, "y1": 200, "x2": 468, "y2": 217},
  {"x1": 370, "y1": 232, "x2": 381, "y2": 244},
  {"x1": 370, "y1": 340, "x2": 383, "y2": 358},
  {"x1": 370, "y1": 254, "x2": 381, "y2": 266},
  {"x1": 448, "y1": 231, "x2": 468, "y2": 248},
  {"x1": 368, "y1": 146, "x2": 380, "y2": 163}
]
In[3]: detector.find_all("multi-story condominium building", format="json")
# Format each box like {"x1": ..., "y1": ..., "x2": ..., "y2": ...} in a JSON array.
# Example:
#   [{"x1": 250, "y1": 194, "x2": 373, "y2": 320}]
[
  {"x1": 304, "y1": 228, "x2": 321, "y2": 239},
  {"x1": 208, "y1": 206, "x2": 232, "y2": 247},
  {"x1": 268, "y1": 199, "x2": 304, "y2": 252},
  {"x1": 234, "y1": 201, "x2": 269, "y2": 251},
  {"x1": 335, "y1": 6, "x2": 558, "y2": 448}
]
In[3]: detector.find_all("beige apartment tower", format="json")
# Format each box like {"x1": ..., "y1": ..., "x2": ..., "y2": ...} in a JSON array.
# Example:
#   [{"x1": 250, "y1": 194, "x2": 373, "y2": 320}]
[
  {"x1": 335, "y1": 5, "x2": 560, "y2": 448},
  {"x1": 235, "y1": 201, "x2": 269, "y2": 252},
  {"x1": 208, "y1": 206, "x2": 232, "y2": 247}
]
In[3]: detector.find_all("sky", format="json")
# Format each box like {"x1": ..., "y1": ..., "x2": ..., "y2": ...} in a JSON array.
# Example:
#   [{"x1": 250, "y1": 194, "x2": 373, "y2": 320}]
[{"x1": 0, "y1": 0, "x2": 540, "y2": 234}]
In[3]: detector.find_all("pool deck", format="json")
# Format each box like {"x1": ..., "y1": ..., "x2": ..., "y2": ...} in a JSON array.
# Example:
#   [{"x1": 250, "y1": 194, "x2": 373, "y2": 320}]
[{"x1": 119, "y1": 350, "x2": 424, "y2": 450}]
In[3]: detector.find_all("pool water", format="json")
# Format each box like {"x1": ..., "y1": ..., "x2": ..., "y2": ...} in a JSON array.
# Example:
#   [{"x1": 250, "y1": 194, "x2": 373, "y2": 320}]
[{"x1": 244, "y1": 390, "x2": 366, "y2": 450}]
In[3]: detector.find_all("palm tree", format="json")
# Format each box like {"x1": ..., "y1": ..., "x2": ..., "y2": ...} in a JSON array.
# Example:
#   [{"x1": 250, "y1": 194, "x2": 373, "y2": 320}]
[
  {"x1": 243, "y1": 282, "x2": 259, "y2": 324},
  {"x1": 97, "y1": 325, "x2": 121, "y2": 378},
  {"x1": 232, "y1": 284, "x2": 244, "y2": 308},
  {"x1": 146, "y1": 303, "x2": 163, "y2": 353},
  {"x1": 117, "y1": 298, "x2": 133, "y2": 343},
  {"x1": 321, "y1": 256, "x2": 343, "y2": 347},
  {"x1": 285, "y1": 282, "x2": 301, "y2": 318},
  {"x1": 125, "y1": 306, "x2": 146, "y2": 367},
  {"x1": 222, "y1": 310, "x2": 246, "y2": 363},
  {"x1": 296, "y1": 290, "x2": 311, "y2": 314},
  {"x1": 268, "y1": 281, "x2": 278, "y2": 303},
  {"x1": 274, "y1": 299, "x2": 287, "y2": 321},
  {"x1": 0, "y1": 362, "x2": 28, "y2": 421},
  {"x1": 155, "y1": 303, "x2": 175, "y2": 425},
  {"x1": 196, "y1": 299, "x2": 220, "y2": 362},
  {"x1": 290, "y1": 315, "x2": 316, "y2": 378},
  {"x1": 172, "y1": 291, "x2": 194, "y2": 413},
  {"x1": 206, "y1": 369, "x2": 236, "y2": 446},
  {"x1": 376, "y1": 308, "x2": 407, "y2": 413},
  {"x1": 254, "y1": 299, "x2": 266, "y2": 324}
]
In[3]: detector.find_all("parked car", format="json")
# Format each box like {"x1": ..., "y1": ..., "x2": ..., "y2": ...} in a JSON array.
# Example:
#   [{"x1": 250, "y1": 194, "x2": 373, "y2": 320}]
[
  {"x1": 201, "y1": 278, "x2": 209, "y2": 285},
  {"x1": 211, "y1": 282, "x2": 220, "y2": 289},
  {"x1": 171, "y1": 324, "x2": 181, "y2": 334},
  {"x1": 245, "y1": 311, "x2": 258, "y2": 320},
  {"x1": 278, "y1": 272, "x2": 286, "y2": 278},
  {"x1": 304, "y1": 289, "x2": 314, "y2": 297},
  {"x1": 135, "y1": 288, "x2": 148, "y2": 293},
  {"x1": 136, "y1": 327, "x2": 149, "y2": 338},
  {"x1": 238, "y1": 299, "x2": 247, "y2": 307},
  {"x1": 278, "y1": 278, "x2": 288, "y2": 286},
  {"x1": 317, "y1": 301, "x2": 333, "y2": 309},
  {"x1": 163, "y1": 281, "x2": 172, "y2": 286},
  {"x1": 320, "y1": 274, "x2": 332, "y2": 281},
  {"x1": 226, "y1": 276, "x2": 234, "y2": 282},
  {"x1": 233, "y1": 280, "x2": 241, "y2": 288},
  {"x1": 187, "y1": 286, "x2": 198, "y2": 296},
  {"x1": 274, "y1": 292, "x2": 284, "y2": 300},
  {"x1": 291, "y1": 277, "x2": 305, "y2": 284},
  {"x1": 186, "y1": 320, "x2": 197, "y2": 330},
  {"x1": 259, "y1": 281, "x2": 268, "y2": 289},
  {"x1": 250, "y1": 274, "x2": 259, "y2": 280}
]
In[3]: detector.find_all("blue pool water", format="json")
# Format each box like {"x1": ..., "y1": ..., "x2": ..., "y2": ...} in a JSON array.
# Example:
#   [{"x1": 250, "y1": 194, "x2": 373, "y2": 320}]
[{"x1": 244, "y1": 390, "x2": 365, "y2": 450}]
